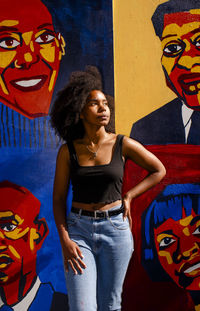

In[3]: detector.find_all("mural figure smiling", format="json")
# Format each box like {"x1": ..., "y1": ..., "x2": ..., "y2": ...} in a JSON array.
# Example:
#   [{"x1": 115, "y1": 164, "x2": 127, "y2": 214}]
[
  {"x1": 0, "y1": 0, "x2": 65, "y2": 119},
  {"x1": 131, "y1": 0, "x2": 200, "y2": 145},
  {"x1": 162, "y1": 10, "x2": 200, "y2": 110},
  {"x1": 0, "y1": 1, "x2": 114, "y2": 309},
  {"x1": 142, "y1": 183, "x2": 200, "y2": 311}
]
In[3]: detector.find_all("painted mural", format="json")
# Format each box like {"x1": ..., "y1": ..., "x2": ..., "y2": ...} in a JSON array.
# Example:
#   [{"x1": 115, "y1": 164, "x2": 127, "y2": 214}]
[
  {"x1": 122, "y1": 145, "x2": 200, "y2": 311},
  {"x1": 0, "y1": 181, "x2": 65, "y2": 310},
  {"x1": 120, "y1": 1, "x2": 200, "y2": 310},
  {"x1": 130, "y1": 0, "x2": 200, "y2": 145},
  {"x1": 142, "y1": 183, "x2": 200, "y2": 309},
  {"x1": 0, "y1": 0, "x2": 114, "y2": 309}
]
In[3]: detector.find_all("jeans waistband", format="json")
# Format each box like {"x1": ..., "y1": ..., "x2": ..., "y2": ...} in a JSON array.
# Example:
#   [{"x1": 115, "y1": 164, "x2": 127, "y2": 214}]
[{"x1": 71, "y1": 205, "x2": 124, "y2": 219}]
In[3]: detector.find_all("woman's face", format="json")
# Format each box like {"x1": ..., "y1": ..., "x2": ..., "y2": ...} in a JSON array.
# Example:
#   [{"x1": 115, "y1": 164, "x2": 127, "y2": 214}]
[{"x1": 80, "y1": 90, "x2": 110, "y2": 127}]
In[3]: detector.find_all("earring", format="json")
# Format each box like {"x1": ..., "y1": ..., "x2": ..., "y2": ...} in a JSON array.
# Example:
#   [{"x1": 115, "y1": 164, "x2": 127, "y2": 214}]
[{"x1": 14, "y1": 60, "x2": 22, "y2": 69}]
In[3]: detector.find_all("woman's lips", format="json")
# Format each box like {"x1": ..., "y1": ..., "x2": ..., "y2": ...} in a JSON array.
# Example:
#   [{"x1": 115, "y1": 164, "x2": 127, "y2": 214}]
[
  {"x1": 10, "y1": 75, "x2": 48, "y2": 92},
  {"x1": 97, "y1": 115, "x2": 108, "y2": 120}
]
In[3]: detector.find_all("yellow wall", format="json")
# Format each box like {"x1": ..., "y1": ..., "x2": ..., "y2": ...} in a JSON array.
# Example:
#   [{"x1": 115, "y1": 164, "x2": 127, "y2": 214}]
[{"x1": 113, "y1": 0, "x2": 175, "y2": 135}]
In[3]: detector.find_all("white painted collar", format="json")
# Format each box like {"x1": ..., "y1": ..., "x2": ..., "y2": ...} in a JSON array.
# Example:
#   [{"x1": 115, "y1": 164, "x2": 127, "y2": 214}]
[
  {"x1": 0, "y1": 277, "x2": 41, "y2": 311},
  {"x1": 181, "y1": 101, "x2": 194, "y2": 127}
]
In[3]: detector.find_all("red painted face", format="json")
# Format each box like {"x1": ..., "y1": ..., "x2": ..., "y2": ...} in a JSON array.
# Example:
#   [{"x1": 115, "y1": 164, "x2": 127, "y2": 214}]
[
  {"x1": 154, "y1": 211, "x2": 200, "y2": 290},
  {"x1": 0, "y1": 184, "x2": 48, "y2": 285},
  {"x1": 161, "y1": 10, "x2": 200, "y2": 109},
  {"x1": 0, "y1": 0, "x2": 65, "y2": 118}
]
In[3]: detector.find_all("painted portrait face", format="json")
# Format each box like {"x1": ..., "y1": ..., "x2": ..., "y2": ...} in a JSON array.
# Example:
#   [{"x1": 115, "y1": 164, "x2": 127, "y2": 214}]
[
  {"x1": 0, "y1": 0, "x2": 65, "y2": 118},
  {"x1": 161, "y1": 10, "x2": 200, "y2": 110},
  {"x1": 154, "y1": 210, "x2": 200, "y2": 290},
  {"x1": 0, "y1": 184, "x2": 48, "y2": 284}
]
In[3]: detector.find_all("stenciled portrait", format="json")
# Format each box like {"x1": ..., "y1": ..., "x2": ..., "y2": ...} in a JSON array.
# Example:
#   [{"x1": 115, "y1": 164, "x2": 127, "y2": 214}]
[
  {"x1": 142, "y1": 183, "x2": 200, "y2": 310},
  {"x1": 129, "y1": 0, "x2": 200, "y2": 145},
  {"x1": 0, "y1": 181, "x2": 68, "y2": 310},
  {"x1": 0, "y1": 0, "x2": 65, "y2": 119},
  {"x1": 0, "y1": 1, "x2": 114, "y2": 309},
  {"x1": 122, "y1": 144, "x2": 200, "y2": 311}
]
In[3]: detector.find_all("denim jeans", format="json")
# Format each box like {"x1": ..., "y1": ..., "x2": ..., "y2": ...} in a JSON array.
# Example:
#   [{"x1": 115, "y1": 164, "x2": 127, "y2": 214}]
[{"x1": 65, "y1": 205, "x2": 134, "y2": 311}]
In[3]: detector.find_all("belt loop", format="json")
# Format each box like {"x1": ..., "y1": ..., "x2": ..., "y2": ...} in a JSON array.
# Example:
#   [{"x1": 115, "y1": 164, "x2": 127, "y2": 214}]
[
  {"x1": 78, "y1": 208, "x2": 82, "y2": 218},
  {"x1": 105, "y1": 210, "x2": 109, "y2": 219},
  {"x1": 94, "y1": 210, "x2": 97, "y2": 219}
]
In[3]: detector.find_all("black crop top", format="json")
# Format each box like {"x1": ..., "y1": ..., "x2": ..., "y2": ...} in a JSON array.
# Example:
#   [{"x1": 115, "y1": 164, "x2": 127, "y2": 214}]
[{"x1": 67, "y1": 135, "x2": 125, "y2": 204}]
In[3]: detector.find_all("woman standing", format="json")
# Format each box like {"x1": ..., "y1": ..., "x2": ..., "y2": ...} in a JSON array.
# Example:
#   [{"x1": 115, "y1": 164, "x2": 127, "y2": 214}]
[{"x1": 51, "y1": 66, "x2": 166, "y2": 311}]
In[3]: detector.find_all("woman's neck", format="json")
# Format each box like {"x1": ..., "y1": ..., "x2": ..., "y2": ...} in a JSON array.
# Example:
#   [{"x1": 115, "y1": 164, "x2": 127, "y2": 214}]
[{"x1": 83, "y1": 127, "x2": 108, "y2": 145}]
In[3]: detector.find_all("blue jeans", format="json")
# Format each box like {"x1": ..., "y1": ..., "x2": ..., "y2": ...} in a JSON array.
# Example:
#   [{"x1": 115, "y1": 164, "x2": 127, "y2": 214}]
[{"x1": 65, "y1": 205, "x2": 134, "y2": 311}]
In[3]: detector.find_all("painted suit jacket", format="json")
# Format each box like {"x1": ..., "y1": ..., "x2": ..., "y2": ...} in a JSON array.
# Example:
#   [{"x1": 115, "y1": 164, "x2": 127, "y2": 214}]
[
  {"x1": 0, "y1": 283, "x2": 68, "y2": 311},
  {"x1": 29, "y1": 283, "x2": 68, "y2": 311},
  {"x1": 130, "y1": 98, "x2": 200, "y2": 145}
]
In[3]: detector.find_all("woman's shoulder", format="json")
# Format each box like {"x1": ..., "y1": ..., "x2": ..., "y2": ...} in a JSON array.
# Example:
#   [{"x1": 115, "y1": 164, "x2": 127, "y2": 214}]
[
  {"x1": 118, "y1": 134, "x2": 141, "y2": 146},
  {"x1": 57, "y1": 143, "x2": 70, "y2": 161},
  {"x1": 119, "y1": 135, "x2": 145, "y2": 157}
]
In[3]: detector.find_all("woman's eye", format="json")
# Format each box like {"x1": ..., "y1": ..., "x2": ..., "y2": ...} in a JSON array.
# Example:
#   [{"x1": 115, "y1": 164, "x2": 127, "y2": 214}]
[
  {"x1": 35, "y1": 33, "x2": 55, "y2": 44},
  {"x1": 0, "y1": 38, "x2": 20, "y2": 50},
  {"x1": 159, "y1": 237, "x2": 176, "y2": 249},
  {"x1": 1, "y1": 224, "x2": 17, "y2": 232},
  {"x1": 163, "y1": 43, "x2": 183, "y2": 56},
  {"x1": 193, "y1": 226, "x2": 200, "y2": 236}
]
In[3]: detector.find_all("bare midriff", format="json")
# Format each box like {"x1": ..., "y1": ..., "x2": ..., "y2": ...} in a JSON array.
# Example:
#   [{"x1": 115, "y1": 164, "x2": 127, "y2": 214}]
[{"x1": 72, "y1": 199, "x2": 122, "y2": 211}]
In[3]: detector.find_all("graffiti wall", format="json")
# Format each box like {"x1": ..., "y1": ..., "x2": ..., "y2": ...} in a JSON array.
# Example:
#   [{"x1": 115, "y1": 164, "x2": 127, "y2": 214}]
[
  {"x1": 0, "y1": 0, "x2": 114, "y2": 309},
  {"x1": 113, "y1": 1, "x2": 200, "y2": 310},
  {"x1": 122, "y1": 147, "x2": 200, "y2": 311}
]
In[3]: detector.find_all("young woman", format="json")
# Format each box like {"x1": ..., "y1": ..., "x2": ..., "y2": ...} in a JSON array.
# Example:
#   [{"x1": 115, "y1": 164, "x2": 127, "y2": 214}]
[{"x1": 51, "y1": 66, "x2": 166, "y2": 311}]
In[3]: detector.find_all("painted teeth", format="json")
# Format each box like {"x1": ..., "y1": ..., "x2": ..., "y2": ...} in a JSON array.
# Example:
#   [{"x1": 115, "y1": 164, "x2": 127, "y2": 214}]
[
  {"x1": 15, "y1": 79, "x2": 42, "y2": 87},
  {"x1": 184, "y1": 262, "x2": 200, "y2": 273},
  {"x1": 189, "y1": 85, "x2": 196, "y2": 92}
]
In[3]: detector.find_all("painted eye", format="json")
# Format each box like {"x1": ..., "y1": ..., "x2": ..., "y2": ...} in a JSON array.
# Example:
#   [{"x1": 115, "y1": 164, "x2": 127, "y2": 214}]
[
  {"x1": 193, "y1": 226, "x2": 200, "y2": 236},
  {"x1": 0, "y1": 37, "x2": 20, "y2": 50},
  {"x1": 0, "y1": 224, "x2": 17, "y2": 232},
  {"x1": 35, "y1": 33, "x2": 55, "y2": 44},
  {"x1": 163, "y1": 43, "x2": 183, "y2": 56},
  {"x1": 159, "y1": 237, "x2": 176, "y2": 248}
]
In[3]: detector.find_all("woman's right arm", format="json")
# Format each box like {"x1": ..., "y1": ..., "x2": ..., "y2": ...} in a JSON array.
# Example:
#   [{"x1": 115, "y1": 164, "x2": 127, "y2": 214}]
[{"x1": 53, "y1": 144, "x2": 86, "y2": 274}]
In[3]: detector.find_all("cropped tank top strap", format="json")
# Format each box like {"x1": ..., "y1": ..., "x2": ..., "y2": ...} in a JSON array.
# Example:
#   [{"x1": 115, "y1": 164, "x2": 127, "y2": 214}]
[
  {"x1": 67, "y1": 140, "x2": 78, "y2": 165},
  {"x1": 112, "y1": 134, "x2": 124, "y2": 161}
]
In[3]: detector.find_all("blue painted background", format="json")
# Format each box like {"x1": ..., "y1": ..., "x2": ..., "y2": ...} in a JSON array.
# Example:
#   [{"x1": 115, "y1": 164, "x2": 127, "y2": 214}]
[{"x1": 0, "y1": 0, "x2": 114, "y2": 302}]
